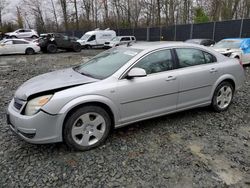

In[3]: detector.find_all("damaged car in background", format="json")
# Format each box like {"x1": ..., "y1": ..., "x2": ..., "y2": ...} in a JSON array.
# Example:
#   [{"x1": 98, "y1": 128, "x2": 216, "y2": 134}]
[
  {"x1": 7, "y1": 42, "x2": 245, "y2": 151},
  {"x1": 213, "y1": 38, "x2": 250, "y2": 65}
]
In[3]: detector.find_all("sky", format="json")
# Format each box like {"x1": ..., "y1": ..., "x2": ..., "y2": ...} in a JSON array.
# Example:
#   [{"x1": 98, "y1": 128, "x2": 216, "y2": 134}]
[{"x1": 2, "y1": 0, "x2": 21, "y2": 22}]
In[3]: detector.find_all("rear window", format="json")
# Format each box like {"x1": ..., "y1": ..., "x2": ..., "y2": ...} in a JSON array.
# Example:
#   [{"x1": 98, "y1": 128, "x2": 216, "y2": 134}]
[{"x1": 13, "y1": 40, "x2": 29, "y2": 44}]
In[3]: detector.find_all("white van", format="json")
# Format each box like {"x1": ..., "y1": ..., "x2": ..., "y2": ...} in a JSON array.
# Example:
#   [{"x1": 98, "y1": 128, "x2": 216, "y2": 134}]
[{"x1": 77, "y1": 28, "x2": 116, "y2": 48}]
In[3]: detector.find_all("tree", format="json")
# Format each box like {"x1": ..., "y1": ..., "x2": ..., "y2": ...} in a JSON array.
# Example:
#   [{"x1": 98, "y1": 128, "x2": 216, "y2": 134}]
[
  {"x1": 59, "y1": 0, "x2": 68, "y2": 30},
  {"x1": 16, "y1": 6, "x2": 24, "y2": 28},
  {"x1": 0, "y1": 0, "x2": 6, "y2": 28},
  {"x1": 194, "y1": 7, "x2": 209, "y2": 23},
  {"x1": 50, "y1": 0, "x2": 59, "y2": 31}
]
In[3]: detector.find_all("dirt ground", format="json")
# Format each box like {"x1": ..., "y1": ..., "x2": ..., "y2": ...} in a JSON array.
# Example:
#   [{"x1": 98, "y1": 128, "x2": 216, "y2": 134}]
[{"x1": 0, "y1": 50, "x2": 249, "y2": 187}]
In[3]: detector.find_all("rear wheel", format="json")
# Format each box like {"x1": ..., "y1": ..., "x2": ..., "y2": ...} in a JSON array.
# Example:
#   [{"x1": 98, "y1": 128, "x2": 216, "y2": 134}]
[
  {"x1": 11, "y1": 35, "x2": 17, "y2": 38},
  {"x1": 47, "y1": 44, "x2": 57, "y2": 53},
  {"x1": 211, "y1": 81, "x2": 234, "y2": 112},
  {"x1": 25, "y1": 48, "x2": 35, "y2": 55},
  {"x1": 72, "y1": 43, "x2": 81, "y2": 52},
  {"x1": 85, "y1": 45, "x2": 92, "y2": 49},
  {"x1": 63, "y1": 106, "x2": 112, "y2": 151}
]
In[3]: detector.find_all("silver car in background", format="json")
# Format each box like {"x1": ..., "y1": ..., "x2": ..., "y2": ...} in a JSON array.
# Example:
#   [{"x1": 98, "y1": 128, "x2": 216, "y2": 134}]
[{"x1": 7, "y1": 42, "x2": 245, "y2": 151}]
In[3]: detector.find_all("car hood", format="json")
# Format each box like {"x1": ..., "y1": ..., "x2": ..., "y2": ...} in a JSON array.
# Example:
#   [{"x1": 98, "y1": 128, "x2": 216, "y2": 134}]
[
  {"x1": 213, "y1": 48, "x2": 241, "y2": 54},
  {"x1": 15, "y1": 68, "x2": 98, "y2": 100}
]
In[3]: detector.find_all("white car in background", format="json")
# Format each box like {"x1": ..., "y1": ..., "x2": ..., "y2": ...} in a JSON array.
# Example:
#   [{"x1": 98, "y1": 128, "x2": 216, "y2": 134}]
[
  {"x1": 5, "y1": 29, "x2": 39, "y2": 39},
  {"x1": 104, "y1": 36, "x2": 136, "y2": 48},
  {"x1": 0, "y1": 39, "x2": 40, "y2": 55}
]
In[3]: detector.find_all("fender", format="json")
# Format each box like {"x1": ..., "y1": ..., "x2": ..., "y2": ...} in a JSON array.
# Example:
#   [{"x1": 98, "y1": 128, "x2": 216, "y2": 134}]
[
  {"x1": 57, "y1": 95, "x2": 120, "y2": 125},
  {"x1": 209, "y1": 74, "x2": 236, "y2": 99}
]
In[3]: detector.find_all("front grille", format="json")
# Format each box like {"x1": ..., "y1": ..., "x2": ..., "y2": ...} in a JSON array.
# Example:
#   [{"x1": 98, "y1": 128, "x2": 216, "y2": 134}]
[
  {"x1": 13, "y1": 98, "x2": 24, "y2": 110},
  {"x1": 105, "y1": 42, "x2": 110, "y2": 45}
]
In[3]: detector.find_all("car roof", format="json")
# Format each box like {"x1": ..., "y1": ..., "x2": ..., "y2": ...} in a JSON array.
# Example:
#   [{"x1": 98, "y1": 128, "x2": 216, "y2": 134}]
[
  {"x1": 186, "y1": 39, "x2": 213, "y2": 41},
  {"x1": 117, "y1": 36, "x2": 135, "y2": 38},
  {"x1": 127, "y1": 41, "x2": 197, "y2": 50},
  {"x1": 222, "y1": 38, "x2": 250, "y2": 41}
]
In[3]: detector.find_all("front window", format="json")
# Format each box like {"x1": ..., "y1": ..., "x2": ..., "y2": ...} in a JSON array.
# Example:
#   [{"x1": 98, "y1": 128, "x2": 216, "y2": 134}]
[
  {"x1": 87, "y1": 35, "x2": 96, "y2": 42},
  {"x1": 135, "y1": 49, "x2": 174, "y2": 74},
  {"x1": 111, "y1": 37, "x2": 120, "y2": 42},
  {"x1": 74, "y1": 47, "x2": 142, "y2": 79},
  {"x1": 80, "y1": 34, "x2": 91, "y2": 40},
  {"x1": 214, "y1": 40, "x2": 242, "y2": 49}
]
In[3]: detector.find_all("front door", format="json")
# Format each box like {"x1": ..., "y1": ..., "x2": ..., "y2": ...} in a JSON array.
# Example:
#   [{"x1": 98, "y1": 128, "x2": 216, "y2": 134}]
[{"x1": 116, "y1": 49, "x2": 179, "y2": 124}]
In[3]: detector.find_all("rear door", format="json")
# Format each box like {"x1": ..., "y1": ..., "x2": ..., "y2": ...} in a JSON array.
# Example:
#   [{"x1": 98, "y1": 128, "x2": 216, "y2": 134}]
[
  {"x1": 116, "y1": 49, "x2": 179, "y2": 123},
  {"x1": 13, "y1": 40, "x2": 29, "y2": 54},
  {"x1": 174, "y1": 48, "x2": 220, "y2": 109}
]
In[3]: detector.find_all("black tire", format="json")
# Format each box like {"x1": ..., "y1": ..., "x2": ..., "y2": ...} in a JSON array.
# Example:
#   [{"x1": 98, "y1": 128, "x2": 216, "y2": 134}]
[
  {"x1": 63, "y1": 106, "x2": 112, "y2": 151},
  {"x1": 11, "y1": 35, "x2": 17, "y2": 38},
  {"x1": 25, "y1": 48, "x2": 35, "y2": 55},
  {"x1": 47, "y1": 44, "x2": 57, "y2": 53},
  {"x1": 85, "y1": 45, "x2": 92, "y2": 49},
  {"x1": 72, "y1": 43, "x2": 81, "y2": 52},
  {"x1": 211, "y1": 81, "x2": 234, "y2": 112}
]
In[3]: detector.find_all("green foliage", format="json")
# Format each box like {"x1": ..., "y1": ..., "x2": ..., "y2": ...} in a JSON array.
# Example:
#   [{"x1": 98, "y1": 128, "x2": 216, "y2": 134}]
[{"x1": 194, "y1": 7, "x2": 210, "y2": 24}]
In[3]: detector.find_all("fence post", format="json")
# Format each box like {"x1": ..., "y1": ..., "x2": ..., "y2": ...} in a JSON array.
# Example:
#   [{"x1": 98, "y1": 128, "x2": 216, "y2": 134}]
[
  {"x1": 239, "y1": 19, "x2": 244, "y2": 38},
  {"x1": 212, "y1": 21, "x2": 216, "y2": 41},
  {"x1": 190, "y1": 24, "x2": 193, "y2": 39},
  {"x1": 160, "y1": 26, "x2": 162, "y2": 41},
  {"x1": 147, "y1": 27, "x2": 150, "y2": 41},
  {"x1": 174, "y1": 24, "x2": 177, "y2": 41}
]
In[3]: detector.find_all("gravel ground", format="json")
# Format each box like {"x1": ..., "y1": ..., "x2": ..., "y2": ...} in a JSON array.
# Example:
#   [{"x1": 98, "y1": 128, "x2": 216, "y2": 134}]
[{"x1": 0, "y1": 51, "x2": 249, "y2": 187}]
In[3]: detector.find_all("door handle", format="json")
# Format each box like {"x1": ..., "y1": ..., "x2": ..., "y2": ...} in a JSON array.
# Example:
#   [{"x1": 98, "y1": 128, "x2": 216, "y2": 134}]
[
  {"x1": 165, "y1": 76, "x2": 177, "y2": 81},
  {"x1": 209, "y1": 68, "x2": 217, "y2": 73}
]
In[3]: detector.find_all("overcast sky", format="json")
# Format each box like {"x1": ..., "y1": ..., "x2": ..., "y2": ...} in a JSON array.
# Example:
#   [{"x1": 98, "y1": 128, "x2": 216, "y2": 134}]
[{"x1": 3, "y1": 0, "x2": 21, "y2": 22}]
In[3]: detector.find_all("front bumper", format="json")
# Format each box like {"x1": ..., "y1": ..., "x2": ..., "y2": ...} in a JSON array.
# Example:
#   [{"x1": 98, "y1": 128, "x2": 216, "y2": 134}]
[{"x1": 7, "y1": 99, "x2": 64, "y2": 144}]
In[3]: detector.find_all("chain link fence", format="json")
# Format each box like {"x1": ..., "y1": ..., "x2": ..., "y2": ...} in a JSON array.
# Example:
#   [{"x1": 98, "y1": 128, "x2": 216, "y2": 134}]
[{"x1": 66, "y1": 18, "x2": 250, "y2": 42}]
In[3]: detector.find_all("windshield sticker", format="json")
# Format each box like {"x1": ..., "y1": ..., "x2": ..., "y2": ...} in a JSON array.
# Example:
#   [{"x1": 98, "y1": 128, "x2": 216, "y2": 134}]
[{"x1": 123, "y1": 51, "x2": 138, "y2": 56}]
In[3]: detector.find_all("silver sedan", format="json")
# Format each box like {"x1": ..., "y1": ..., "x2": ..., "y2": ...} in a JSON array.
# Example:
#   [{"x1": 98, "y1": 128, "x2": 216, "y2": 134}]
[{"x1": 7, "y1": 42, "x2": 245, "y2": 151}]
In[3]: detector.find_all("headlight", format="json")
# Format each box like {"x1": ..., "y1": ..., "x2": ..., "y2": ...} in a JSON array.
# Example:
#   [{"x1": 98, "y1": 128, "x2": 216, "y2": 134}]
[{"x1": 25, "y1": 95, "x2": 53, "y2": 116}]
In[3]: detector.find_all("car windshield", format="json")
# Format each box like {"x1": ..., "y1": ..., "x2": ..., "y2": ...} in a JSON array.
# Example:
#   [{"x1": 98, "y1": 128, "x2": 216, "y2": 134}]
[
  {"x1": 214, "y1": 40, "x2": 242, "y2": 49},
  {"x1": 73, "y1": 47, "x2": 142, "y2": 79},
  {"x1": 80, "y1": 34, "x2": 91, "y2": 40},
  {"x1": 111, "y1": 37, "x2": 121, "y2": 42}
]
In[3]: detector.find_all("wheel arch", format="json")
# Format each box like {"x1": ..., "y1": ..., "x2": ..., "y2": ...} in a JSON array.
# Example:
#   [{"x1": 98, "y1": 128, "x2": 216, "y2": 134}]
[
  {"x1": 211, "y1": 75, "x2": 236, "y2": 99},
  {"x1": 62, "y1": 101, "x2": 115, "y2": 129}
]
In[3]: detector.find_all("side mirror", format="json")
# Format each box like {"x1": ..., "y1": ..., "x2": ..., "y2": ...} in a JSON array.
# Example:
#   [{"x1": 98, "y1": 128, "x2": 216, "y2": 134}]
[{"x1": 127, "y1": 68, "x2": 147, "y2": 79}]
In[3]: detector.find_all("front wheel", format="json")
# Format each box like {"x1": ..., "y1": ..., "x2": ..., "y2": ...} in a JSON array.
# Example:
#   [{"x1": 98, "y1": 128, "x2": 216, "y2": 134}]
[
  {"x1": 63, "y1": 106, "x2": 112, "y2": 151},
  {"x1": 47, "y1": 44, "x2": 57, "y2": 53},
  {"x1": 211, "y1": 81, "x2": 234, "y2": 112},
  {"x1": 25, "y1": 48, "x2": 35, "y2": 55},
  {"x1": 72, "y1": 43, "x2": 81, "y2": 52}
]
